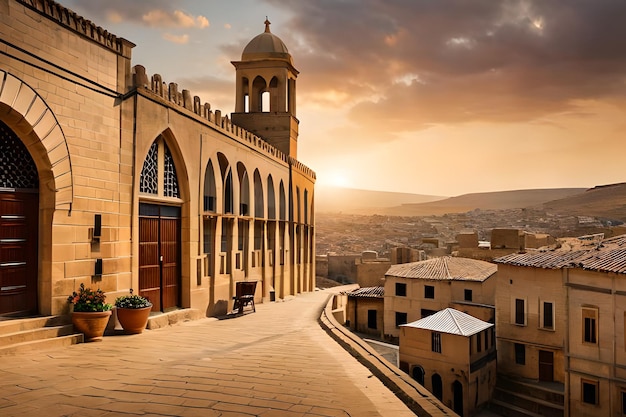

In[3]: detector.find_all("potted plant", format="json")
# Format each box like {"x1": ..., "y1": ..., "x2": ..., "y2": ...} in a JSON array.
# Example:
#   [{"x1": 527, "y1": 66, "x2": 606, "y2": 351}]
[
  {"x1": 67, "y1": 283, "x2": 112, "y2": 342},
  {"x1": 115, "y1": 289, "x2": 152, "y2": 334}
]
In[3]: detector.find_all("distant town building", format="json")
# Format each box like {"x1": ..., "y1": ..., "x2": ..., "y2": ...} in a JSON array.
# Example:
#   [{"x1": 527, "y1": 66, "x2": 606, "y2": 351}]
[
  {"x1": 399, "y1": 308, "x2": 496, "y2": 417},
  {"x1": 384, "y1": 257, "x2": 497, "y2": 341},
  {"x1": 495, "y1": 234, "x2": 626, "y2": 417},
  {"x1": 346, "y1": 286, "x2": 384, "y2": 338}
]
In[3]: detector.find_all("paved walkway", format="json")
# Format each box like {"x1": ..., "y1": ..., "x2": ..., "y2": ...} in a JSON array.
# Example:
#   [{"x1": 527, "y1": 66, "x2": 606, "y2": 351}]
[{"x1": 0, "y1": 288, "x2": 417, "y2": 416}]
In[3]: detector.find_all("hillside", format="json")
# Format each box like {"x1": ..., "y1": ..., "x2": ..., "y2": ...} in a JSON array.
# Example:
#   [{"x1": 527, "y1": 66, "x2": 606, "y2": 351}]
[
  {"x1": 315, "y1": 185, "x2": 445, "y2": 213},
  {"x1": 542, "y1": 183, "x2": 626, "y2": 222}
]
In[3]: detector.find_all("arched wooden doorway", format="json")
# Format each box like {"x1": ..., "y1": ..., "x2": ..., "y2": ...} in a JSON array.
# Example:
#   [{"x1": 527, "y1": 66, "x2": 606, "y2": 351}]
[
  {"x1": 432, "y1": 373, "x2": 443, "y2": 401},
  {"x1": 138, "y1": 138, "x2": 182, "y2": 312},
  {"x1": 453, "y1": 380, "x2": 464, "y2": 416},
  {"x1": 0, "y1": 120, "x2": 39, "y2": 316}
]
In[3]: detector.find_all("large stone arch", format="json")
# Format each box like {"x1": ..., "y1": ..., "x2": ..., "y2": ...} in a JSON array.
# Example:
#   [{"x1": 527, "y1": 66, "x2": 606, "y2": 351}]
[{"x1": 0, "y1": 71, "x2": 73, "y2": 210}]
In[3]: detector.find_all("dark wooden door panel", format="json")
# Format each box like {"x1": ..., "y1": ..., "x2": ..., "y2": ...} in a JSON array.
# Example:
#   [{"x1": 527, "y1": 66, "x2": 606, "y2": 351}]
[
  {"x1": 0, "y1": 192, "x2": 38, "y2": 316},
  {"x1": 538, "y1": 350, "x2": 554, "y2": 382},
  {"x1": 139, "y1": 205, "x2": 180, "y2": 312}
]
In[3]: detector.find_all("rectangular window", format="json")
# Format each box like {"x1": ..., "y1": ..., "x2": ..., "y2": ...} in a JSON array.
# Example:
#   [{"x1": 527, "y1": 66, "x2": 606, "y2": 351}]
[
  {"x1": 395, "y1": 312, "x2": 408, "y2": 328},
  {"x1": 543, "y1": 301, "x2": 554, "y2": 329},
  {"x1": 395, "y1": 282, "x2": 407, "y2": 297},
  {"x1": 477, "y1": 332, "x2": 482, "y2": 352},
  {"x1": 432, "y1": 332, "x2": 442, "y2": 353},
  {"x1": 582, "y1": 380, "x2": 598, "y2": 405},
  {"x1": 464, "y1": 289, "x2": 473, "y2": 302},
  {"x1": 515, "y1": 298, "x2": 525, "y2": 325},
  {"x1": 514, "y1": 343, "x2": 525, "y2": 365},
  {"x1": 367, "y1": 310, "x2": 377, "y2": 329},
  {"x1": 421, "y1": 308, "x2": 437, "y2": 318},
  {"x1": 621, "y1": 390, "x2": 626, "y2": 415},
  {"x1": 583, "y1": 308, "x2": 598, "y2": 344},
  {"x1": 425, "y1": 285, "x2": 435, "y2": 299}
]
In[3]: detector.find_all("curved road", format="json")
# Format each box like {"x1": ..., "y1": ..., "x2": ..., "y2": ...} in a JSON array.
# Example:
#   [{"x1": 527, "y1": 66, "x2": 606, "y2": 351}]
[{"x1": 0, "y1": 288, "x2": 416, "y2": 416}]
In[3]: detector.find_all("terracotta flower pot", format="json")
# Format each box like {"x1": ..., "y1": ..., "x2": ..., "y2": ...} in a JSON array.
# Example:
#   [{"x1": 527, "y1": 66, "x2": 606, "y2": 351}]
[
  {"x1": 116, "y1": 306, "x2": 151, "y2": 334},
  {"x1": 71, "y1": 310, "x2": 112, "y2": 342}
]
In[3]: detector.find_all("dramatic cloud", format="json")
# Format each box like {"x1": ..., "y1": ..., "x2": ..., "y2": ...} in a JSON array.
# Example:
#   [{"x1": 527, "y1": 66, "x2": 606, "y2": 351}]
[
  {"x1": 65, "y1": 1, "x2": 209, "y2": 29},
  {"x1": 143, "y1": 10, "x2": 209, "y2": 29},
  {"x1": 263, "y1": 0, "x2": 626, "y2": 133}
]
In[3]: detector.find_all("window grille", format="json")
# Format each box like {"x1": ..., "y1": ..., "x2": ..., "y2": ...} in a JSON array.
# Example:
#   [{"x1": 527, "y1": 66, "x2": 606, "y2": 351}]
[{"x1": 0, "y1": 121, "x2": 38, "y2": 189}]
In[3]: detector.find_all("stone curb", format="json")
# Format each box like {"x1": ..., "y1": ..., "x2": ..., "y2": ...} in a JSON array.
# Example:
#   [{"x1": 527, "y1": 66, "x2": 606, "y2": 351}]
[{"x1": 318, "y1": 293, "x2": 458, "y2": 417}]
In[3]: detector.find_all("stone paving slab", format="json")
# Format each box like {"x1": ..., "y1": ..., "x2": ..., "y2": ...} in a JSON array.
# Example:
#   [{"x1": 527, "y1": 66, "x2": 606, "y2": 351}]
[{"x1": 0, "y1": 288, "x2": 417, "y2": 416}]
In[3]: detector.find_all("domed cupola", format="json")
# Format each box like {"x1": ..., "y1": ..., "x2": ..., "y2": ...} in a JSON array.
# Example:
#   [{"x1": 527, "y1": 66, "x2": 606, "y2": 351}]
[
  {"x1": 241, "y1": 19, "x2": 293, "y2": 64},
  {"x1": 231, "y1": 19, "x2": 300, "y2": 158}
]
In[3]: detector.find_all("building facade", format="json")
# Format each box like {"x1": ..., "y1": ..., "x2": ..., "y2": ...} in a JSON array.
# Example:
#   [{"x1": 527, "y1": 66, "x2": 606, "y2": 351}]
[
  {"x1": 496, "y1": 234, "x2": 626, "y2": 417},
  {"x1": 384, "y1": 256, "x2": 497, "y2": 340},
  {"x1": 399, "y1": 308, "x2": 496, "y2": 417},
  {"x1": 0, "y1": 0, "x2": 315, "y2": 318}
]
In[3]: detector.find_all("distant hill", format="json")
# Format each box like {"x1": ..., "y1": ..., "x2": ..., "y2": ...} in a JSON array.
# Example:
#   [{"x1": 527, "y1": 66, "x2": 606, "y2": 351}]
[
  {"x1": 379, "y1": 188, "x2": 588, "y2": 217},
  {"x1": 315, "y1": 185, "x2": 445, "y2": 214},
  {"x1": 542, "y1": 183, "x2": 626, "y2": 222}
]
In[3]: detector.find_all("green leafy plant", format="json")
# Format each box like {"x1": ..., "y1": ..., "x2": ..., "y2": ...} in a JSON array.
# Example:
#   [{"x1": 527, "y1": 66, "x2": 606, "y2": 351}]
[
  {"x1": 67, "y1": 283, "x2": 112, "y2": 312},
  {"x1": 115, "y1": 289, "x2": 152, "y2": 309}
]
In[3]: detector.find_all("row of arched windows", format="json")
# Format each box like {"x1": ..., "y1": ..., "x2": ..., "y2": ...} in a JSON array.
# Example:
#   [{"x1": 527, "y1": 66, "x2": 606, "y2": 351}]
[{"x1": 203, "y1": 152, "x2": 311, "y2": 224}]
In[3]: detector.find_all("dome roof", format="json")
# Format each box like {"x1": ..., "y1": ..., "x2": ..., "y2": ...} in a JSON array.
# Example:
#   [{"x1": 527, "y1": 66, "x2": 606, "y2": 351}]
[{"x1": 242, "y1": 19, "x2": 292, "y2": 64}]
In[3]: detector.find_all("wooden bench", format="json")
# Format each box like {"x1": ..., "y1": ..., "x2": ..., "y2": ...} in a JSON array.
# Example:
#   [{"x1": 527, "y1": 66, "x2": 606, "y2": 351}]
[{"x1": 232, "y1": 281, "x2": 257, "y2": 315}]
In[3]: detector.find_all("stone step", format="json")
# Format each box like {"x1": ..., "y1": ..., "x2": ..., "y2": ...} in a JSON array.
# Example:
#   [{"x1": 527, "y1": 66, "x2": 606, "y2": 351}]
[
  {"x1": 0, "y1": 333, "x2": 83, "y2": 356},
  {"x1": 489, "y1": 399, "x2": 543, "y2": 417},
  {"x1": 146, "y1": 308, "x2": 204, "y2": 330},
  {"x1": 0, "y1": 324, "x2": 76, "y2": 347},
  {"x1": 0, "y1": 315, "x2": 69, "y2": 334},
  {"x1": 494, "y1": 387, "x2": 564, "y2": 417},
  {"x1": 496, "y1": 374, "x2": 565, "y2": 404}
]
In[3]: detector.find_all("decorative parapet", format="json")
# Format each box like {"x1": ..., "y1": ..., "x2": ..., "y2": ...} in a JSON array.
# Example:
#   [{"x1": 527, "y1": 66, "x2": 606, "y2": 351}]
[
  {"x1": 132, "y1": 65, "x2": 316, "y2": 180},
  {"x1": 289, "y1": 157, "x2": 316, "y2": 180},
  {"x1": 18, "y1": 0, "x2": 135, "y2": 58}
]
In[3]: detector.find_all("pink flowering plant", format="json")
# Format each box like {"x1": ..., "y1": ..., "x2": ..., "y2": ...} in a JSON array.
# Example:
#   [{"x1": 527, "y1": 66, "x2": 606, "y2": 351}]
[{"x1": 67, "y1": 283, "x2": 112, "y2": 312}]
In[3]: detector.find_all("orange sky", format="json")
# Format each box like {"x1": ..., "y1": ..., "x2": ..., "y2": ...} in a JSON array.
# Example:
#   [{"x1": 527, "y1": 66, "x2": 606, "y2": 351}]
[{"x1": 64, "y1": 0, "x2": 626, "y2": 196}]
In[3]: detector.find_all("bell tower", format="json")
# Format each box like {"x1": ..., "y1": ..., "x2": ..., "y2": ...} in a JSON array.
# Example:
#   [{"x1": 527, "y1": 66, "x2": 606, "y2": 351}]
[{"x1": 231, "y1": 19, "x2": 299, "y2": 158}]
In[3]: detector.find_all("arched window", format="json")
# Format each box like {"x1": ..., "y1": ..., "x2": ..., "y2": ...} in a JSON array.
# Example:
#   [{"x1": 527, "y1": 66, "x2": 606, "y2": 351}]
[
  {"x1": 0, "y1": 120, "x2": 38, "y2": 189},
  {"x1": 267, "y1": 175, "x2": 276, "y2": 219},
  {"x1": 140, "y1": 137, "x2": 179, "y2": 198},
  {"x1": 252, "y1": 76, "x2": 267, "y2": 112},
  {"x1": 279, "y1": 180, "x2": 286, "y2": 221},
  {"x1": 254, "y1": 170, "x2": 264, "y2": 218},
  {"x1": 432, "y1": 373, "x2": 443, "y2": 401},
  {"x1": 237, "y1": 162, "x2": 249, "y2": 216},
  {"x1": 203, "y1": 159, "x2": 217, "y2": 212},
  {"x1": 304, "y1": 189, "x2": 309, "y2": 224},
  {"x1": 296, "y1": 187, "x2": 301, "y2": 223},
  {"x1": 412, "y1": 366, "x2": 425, "y2": 386},
  {"x1": 218, "y1": 153, "x2": 233, "y2": 214}
]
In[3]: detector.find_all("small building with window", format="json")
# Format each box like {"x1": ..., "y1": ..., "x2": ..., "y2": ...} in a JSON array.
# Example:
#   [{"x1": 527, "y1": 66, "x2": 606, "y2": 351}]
[
  {"x1": 346, "y1": 286, "x2": 384, "y2": 338},
  {"x1": 383, "y1": 256, "x2": 497, "y2": 341},
  {"x1": 495, "y1": 234, "x2": 626, "y2": 417},
  {"x1": 399, "y1": 308, "x2": 496, "y2": 417}
]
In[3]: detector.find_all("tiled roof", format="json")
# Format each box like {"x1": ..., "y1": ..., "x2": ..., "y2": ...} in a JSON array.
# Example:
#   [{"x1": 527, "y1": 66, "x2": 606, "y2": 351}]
[
  {"x1": 385, "y1": 256, "x2": 496, "y2": 282},
  {"x1": 347, "y1": 286, "x2": 384, "y2": 298},
  {"x1": 495, "y1": 234, "x2": 626, "y2": 274},
  {"x1": 401, "y1": 308, "x2": 493, "y2": 337}
]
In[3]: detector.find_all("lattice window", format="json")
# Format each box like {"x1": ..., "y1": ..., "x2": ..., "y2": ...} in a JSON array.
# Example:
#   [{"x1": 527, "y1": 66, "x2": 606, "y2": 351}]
[
  {"x1": 0, "y1": 121, "x2": 38, "y2": 189},
  {"x1": 140, "y1": 141, "x2": 158, "y2": 194},
  {"x1": 163, "y1": 143, "x2": 179, "y2": 198}
]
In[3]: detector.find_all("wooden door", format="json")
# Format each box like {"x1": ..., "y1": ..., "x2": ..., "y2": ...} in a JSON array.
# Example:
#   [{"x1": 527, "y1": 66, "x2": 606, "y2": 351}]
[
  {"x1": 539, "y1": 350, "x2": 554, "y2": 382},
  {"x1": 0, "y1": 192, "x2": 38, "y2": 316},
  {"x1": 139, "y1": 204, "x2": 180, "y2": 312}
]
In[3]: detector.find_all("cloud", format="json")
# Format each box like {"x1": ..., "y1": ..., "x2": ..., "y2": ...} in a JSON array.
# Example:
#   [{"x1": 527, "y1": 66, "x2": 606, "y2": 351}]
[
  {"x1": 65, "y1": 1, "x2": 209, "y2": 29},
  {"x1": 262, "y1": 0, "x2": 626, "y2": 134},
  {"x1": 162, "y1": 33, "x2": 189, "y2": 44},
  {"x1": 143, "y1": 10, "x2": 209, "y2": 29}
]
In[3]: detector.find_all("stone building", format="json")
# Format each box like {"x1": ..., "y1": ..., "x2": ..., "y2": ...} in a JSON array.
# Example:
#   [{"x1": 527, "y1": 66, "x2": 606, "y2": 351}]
[
  {"x1": 0, "y1": 0, "x2": 315, "y2": 319},
  {"x1": 399, "y1": 308, "x2": 496, "y2": 417},
  {"x1": 494, "y1": 234, "x2": 626, "y2": 417},
  {"x1": 346, "y1": 286, "x2": 384, "y2": 338},
  {"x1": 384, "y1": 257, "x2": 497, "y2": 341}
]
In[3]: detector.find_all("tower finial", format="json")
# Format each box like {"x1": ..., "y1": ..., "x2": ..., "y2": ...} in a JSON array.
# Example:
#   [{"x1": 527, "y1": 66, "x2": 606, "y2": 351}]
[{"x1": 264, "y1": 17, "x2": 271, "y2": 33}]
